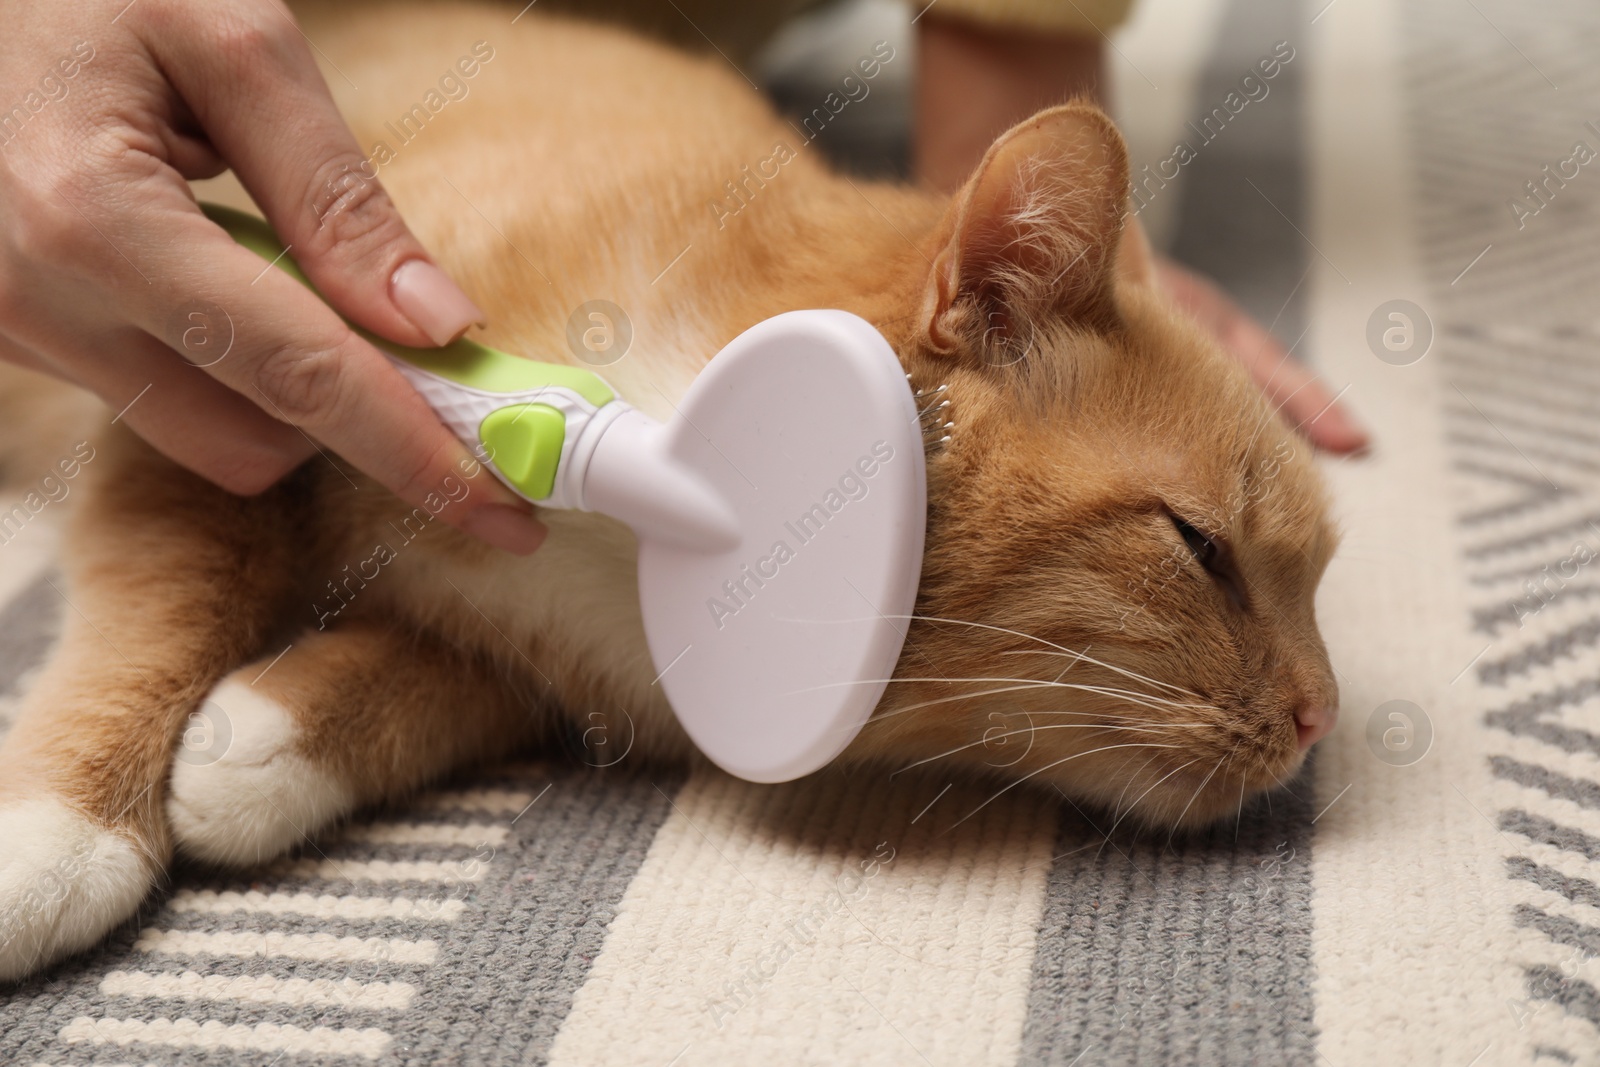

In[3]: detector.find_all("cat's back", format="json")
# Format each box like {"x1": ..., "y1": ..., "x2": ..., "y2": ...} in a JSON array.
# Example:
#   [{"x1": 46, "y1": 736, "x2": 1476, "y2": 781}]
[
  {"x1": 284, "y1": 0, "x2": 909, "y2": 415},
  {"x1": 294, "y1": 1, "x2": 805, "y2": 207}
]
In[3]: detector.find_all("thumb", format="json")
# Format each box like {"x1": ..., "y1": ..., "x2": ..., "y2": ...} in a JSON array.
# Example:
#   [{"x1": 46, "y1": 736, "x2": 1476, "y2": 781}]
[{"x1": 147, "y1": 7, "x2": 484, "y2": 347}]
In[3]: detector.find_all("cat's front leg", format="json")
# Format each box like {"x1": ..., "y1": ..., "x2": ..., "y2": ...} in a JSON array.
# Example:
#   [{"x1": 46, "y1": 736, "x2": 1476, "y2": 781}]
[
  {"x1": 0, "y1": 782, "x2": 152, "y2": 987},
  {"x1": 166, "y1": 618, "x2": 541, "y2": 868},
  {"x1": 0, "y1": 432, "x2": 304, "y2": 983}
]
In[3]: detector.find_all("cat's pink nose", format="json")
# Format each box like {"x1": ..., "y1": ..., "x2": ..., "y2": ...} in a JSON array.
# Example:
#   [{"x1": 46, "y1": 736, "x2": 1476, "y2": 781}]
[{"x1": 1295, "y1": 704, "x2": 1337, "y2": 750}]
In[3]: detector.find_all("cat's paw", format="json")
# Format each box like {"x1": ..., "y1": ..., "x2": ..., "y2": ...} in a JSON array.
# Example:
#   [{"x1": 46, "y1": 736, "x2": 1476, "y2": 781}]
[
  {"x1": 0, "y1": 797, "x2": 151, "y2": 983},
  {"x1": 167, "y1": 679, "x2": 353, "y2": 867}
]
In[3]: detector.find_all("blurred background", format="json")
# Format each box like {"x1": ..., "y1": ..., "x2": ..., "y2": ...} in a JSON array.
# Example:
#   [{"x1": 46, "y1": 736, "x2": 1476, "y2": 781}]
[{"x1": 756, "y1": 0, "x2": 1316, "y2": 366}]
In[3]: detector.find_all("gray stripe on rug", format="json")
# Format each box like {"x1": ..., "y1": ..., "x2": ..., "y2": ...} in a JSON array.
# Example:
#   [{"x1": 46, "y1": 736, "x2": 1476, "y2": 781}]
[
  {"x1": 1526, "y1": 966, "x2": 1600, "y2": 1030},
  {"x1": 1478, "y1": 620, "x2": 1600, "y2": 686},
  {"x1": 1514, "y1": 904, "x2": 1600, "y2": 958},
  {"x1": 1017, "y1": 0, "x2": 1320, "y2": 1060},
  {"x1": 1473, "y1": 588, "x2": 1600, "y2": 637},
  {"x1": 1506, "y1": 857, "x2": 1600, "y2": 910},
  {"x1": 1405, "y1": 12, "x2": 1600, "y2": 1056},
  {"x1": 390, "y1": 768, "x2": 682, "y2": 1066},
  {"x1": 1462, "y1": 512, "x2": 1600, "y2": 560},
  {"x1": 1500, "y1": 809, "x2": 1600, "y2": 863},
  {"x1": 1019, "y1": 771, "x2": 1319, "y2": 1065},
  {"x1": 1487, "y1": 682, "x2": 1600, "y2": 753},
  {"x1": 0, "y1": 763, "x2": 683, "y2": 1066},
  {"x1": 1490, "y1": 756, "x2": 1600, "y2": 810},
  {"x1": 0, "y1": 568, "x2": 60, "y2": 698}
]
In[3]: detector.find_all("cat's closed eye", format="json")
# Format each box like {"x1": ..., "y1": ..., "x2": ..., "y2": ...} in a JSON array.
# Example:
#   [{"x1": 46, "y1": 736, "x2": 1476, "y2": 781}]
[
  {"x1": 1169, "y1": 514, "x2": 1247, "y2": 609},
  {"x1": 1171, "y1": 514, "x2": 1217, "y2": 568}
]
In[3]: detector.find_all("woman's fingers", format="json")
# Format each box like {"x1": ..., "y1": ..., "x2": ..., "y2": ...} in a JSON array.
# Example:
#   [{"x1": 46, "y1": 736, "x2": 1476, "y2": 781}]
[
  {"x1": 97, "y1": 193, "x2": 546, "y2": 552},
  {"x1": 0, "y1": 1, "x2": 542, "y2": 552},
  {"x1": 1155, "y1": 257, "x2": 1369, "y2": 455},
  {"x1": 0, "y1": 334, "x2": 70, "y2": 381},
  {"x1": 1217, "y1": 297, "x2": 1370, "y2": 456},
  {"x1": 20, "y1": 326, "x2": 315, "y2": 493},
  {"x1": 141, "y1": 5, "x2": 484, "y2": 348}
]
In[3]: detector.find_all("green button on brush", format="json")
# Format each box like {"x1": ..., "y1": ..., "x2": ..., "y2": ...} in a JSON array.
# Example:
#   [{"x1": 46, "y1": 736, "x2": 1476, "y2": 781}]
[{"x1": 479, "y1": 404, "x2": 566, "y2": 500}]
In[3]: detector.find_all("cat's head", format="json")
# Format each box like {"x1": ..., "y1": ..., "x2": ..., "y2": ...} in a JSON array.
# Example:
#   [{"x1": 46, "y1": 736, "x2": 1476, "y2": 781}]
[{"x1": 862, "y1": 104, "x2": 1338, "y2": 830}]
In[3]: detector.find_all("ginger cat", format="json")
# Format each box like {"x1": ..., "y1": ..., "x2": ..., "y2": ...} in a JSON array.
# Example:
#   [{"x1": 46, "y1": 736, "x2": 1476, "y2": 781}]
[{"x1": 0, "y1": 1, "x2": 1338, "y2": 982}]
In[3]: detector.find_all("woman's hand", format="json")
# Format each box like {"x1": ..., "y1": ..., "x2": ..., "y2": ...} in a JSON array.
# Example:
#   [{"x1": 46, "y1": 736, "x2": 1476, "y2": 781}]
[
  {"x1": 1154, "y1": 256, "x2": 1368, "y2": 454},
  {"x1": 917, "y1": 12, "x2": 1368, "y2": 455},
  {"x1": 0, "y1": 0, "x2": 546, "y2": 552}
]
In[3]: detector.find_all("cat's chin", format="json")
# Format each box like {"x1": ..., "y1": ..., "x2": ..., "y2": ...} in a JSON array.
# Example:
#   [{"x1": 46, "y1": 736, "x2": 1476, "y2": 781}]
[
  {"x1": 1051, "y1": 749, "x2": 1310, "y2": 836},
  {"x1": 0, "y1": 796, "x2": 153, "y2": 983},
  {"x1": 1158, "y1": 762, "x2": 1309, "y2": 834}
]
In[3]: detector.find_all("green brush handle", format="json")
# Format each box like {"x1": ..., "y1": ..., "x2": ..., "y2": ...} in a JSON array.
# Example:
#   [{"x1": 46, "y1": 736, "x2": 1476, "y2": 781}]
[
  {"x1": 202, "y1": 203, "x2": 614, "y2": 406},
  {"x1": 203, "y1": 202, "x2": 618, "y2": 502}
]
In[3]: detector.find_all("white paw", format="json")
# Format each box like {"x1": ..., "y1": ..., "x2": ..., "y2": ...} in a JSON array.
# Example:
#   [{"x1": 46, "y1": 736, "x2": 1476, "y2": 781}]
[
  {"x1": 0, "y1": 797, "x2": 151, "y2": 983},
  {"x1": 167, "y1": 679, "x2": 353, "y2": 867}
]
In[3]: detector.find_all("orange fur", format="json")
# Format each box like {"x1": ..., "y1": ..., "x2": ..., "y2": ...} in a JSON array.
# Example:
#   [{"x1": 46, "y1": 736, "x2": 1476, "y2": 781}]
[{"x1": 0, "y1": 2, "x2": 1336, "y2": 980}]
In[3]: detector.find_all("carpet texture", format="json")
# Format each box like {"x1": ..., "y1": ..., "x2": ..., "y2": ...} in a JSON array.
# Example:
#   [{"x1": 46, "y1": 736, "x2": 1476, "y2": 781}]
[{"x1": 2, "y1": 0, "x2": 1598, "y2": 1062}]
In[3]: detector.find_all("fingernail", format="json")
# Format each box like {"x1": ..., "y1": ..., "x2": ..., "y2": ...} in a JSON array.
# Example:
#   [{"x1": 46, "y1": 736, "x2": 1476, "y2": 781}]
[
  {"x1": 462, "y1": 504, "x2": 547, "y2": 555},
  {"x1": 1327, "y1": 408, "x2": 1372, "y2": 454},
  {"x1": 391, "y1": 260, "x2": 486, "y2": 346}
]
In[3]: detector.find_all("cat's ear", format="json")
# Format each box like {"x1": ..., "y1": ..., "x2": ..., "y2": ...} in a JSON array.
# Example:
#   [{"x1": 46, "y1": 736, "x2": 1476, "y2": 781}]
[
  {"x1": 920, "y1": 103, "x2": 1129, "y2": 358},
  {"x1": 1116, "y1": 213, "x2": 1158, "y2": 289}
]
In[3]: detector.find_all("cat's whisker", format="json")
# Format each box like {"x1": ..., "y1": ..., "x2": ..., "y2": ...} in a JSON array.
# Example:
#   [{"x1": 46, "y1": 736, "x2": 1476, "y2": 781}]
[
  {"x1": 892, "y1": 721, "x2": 1181, "y2": 777},
  {"x1": 1165, "y1": 753, "x2": 1227, "y2": 851},
  {"x1": 1037, "y1": 684, "x2": 1218, "y2": 715},
  {"x1": 1240, "y1": 296, "x2": 1316, "y2": 460},
  {"x1": 978, "y1": 703, "x2": 1177, "y2": 721},
  {"x1": 1256, "y1": 754, "x2": 1303, "y2": 799},
  {"x1": 1100, "y1": 757, "x2": 1202, "y2": 848},
  {"x1": 1024, "y1": 646, "x2": 1202, "y2": 699},
  {"x1": 993, "y1": 648, "x2": 1200, "y2": 700},
  {"x1": 1042, "y1": 683, "x2": 1215, "y2": 712},
  {"x1": 1106, "y1": 749, "x2": 1169, "y2": 830},
  {"x1": 1243, "y1": 361, "x2": 1315, "y2": 462},
  {"x1": 1026, "y1": 713, "x2": 1215, "y2": 729},
  {"x1": 988, "y1": 677, "x2": 1214, "y2": 714},
  {"x1": 864, "y1": 681, "x2": 1074, "y2": 722},
  {"x1": 874, "y1": 679, "x2": 1219, "y2": 722},
  {"x1": 892, "y1": 615, "x2": 1200, "y2": 697},
  {"x1": 1235, "y1": 774, "x2": 1247, "y2": 843},
  {"x1": 814, "y1": 674, "x2": 1216, "y2": 719},
  {"x1": 1001, "y1": 701, "x2": 1221, "y2": 722},
  {"x1": 996, "y1": 657, "x2": 1216, "y2": 709},
  {"x1": 795, "y1": 674, "x2": 1051, "y2": 693},
  {"x1": 949, "y1": 742, "x2": 1186, "y2": 831},
  {"x1": 1015, "y1": 713, "x2": 1222, "y2": 742}
]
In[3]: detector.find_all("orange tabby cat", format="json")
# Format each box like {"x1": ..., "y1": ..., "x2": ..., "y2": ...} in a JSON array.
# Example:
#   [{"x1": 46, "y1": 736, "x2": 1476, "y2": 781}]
[{"x1": 0, "y1": 1, "x2": 1338, "y2": 981}]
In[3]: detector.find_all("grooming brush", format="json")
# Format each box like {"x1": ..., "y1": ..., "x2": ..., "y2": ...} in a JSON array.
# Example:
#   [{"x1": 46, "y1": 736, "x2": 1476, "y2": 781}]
[
  {"x1": 207, "y1": 204, "x2": 927, "y2": 783},
  {"x1": 911, "y1": 375, "x2": 954, "y2": 453}
]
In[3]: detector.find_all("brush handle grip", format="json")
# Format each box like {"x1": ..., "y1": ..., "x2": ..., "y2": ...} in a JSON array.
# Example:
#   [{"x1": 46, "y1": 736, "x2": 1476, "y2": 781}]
[{"x1": 203, "y1": 202, "x2": 618, "y2": 507}]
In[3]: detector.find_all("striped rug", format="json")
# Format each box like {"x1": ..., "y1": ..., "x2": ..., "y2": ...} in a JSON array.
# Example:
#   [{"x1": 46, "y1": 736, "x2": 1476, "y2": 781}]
[
  {"x1": 2, "y1": 0, "x2": 1598, "y2": 1062},
  {"x1": 1408, "y1": 0, "x2": 1600, "y2": 1053}
]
